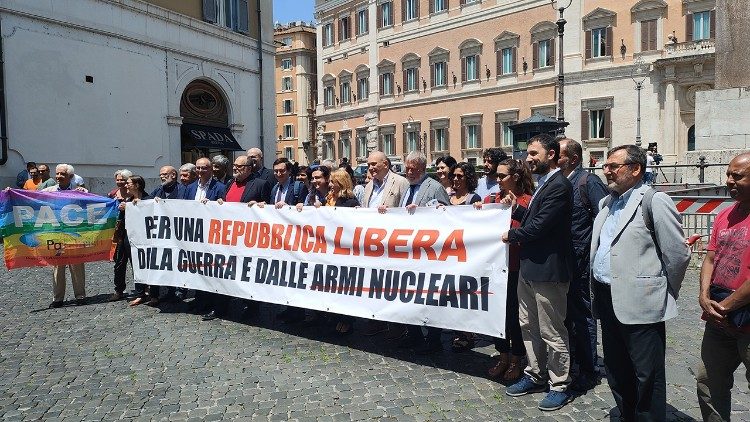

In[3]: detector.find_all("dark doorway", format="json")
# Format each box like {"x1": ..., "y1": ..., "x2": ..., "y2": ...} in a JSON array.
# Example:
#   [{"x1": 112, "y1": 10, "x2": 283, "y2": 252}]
[{"x1": 688, "y1": 125, "x2": 696, "y2": 151}]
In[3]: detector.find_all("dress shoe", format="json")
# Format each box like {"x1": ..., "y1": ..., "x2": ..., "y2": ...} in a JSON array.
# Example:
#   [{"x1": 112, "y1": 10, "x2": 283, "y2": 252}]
[
  {"x1": 48, "y1": 301, "x2": 63, "y2": 309},
  {"x1": 202, "y1": 310, "x2": 217, "y2": 321},
  {"x1": 488, "y1": 353, "x2": 510, "y2": 379},
  {"x1": 108, "y1": 292, "x2": 124, "y2": 302},
  {"x1": 503, "y1": 355, "x2": 526, "y2": 383},
  {"x1": 75, "y1": 298, "x2": 87, "y2": 306}
]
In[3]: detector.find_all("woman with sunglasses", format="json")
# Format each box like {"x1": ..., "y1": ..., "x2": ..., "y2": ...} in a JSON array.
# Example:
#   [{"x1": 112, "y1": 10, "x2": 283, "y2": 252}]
[
  {"x1": 449, "y1": 162, "x2": 481, "y2": 206},
  {"x1": 477, "y1": 158, "x2": 534, "y2": 382}
]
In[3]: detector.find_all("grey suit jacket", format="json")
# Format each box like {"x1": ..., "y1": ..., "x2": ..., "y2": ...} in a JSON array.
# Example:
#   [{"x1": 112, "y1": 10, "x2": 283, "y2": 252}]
[
  {"x1": 410, "y1": 177, "x2": 450, "y2": 206},
  {"x1": 363, "y1": 171, "x2": 409, "y2": 207},
  {"x1": 589, "y1": 184, "x2": 690, "y2": 324}
]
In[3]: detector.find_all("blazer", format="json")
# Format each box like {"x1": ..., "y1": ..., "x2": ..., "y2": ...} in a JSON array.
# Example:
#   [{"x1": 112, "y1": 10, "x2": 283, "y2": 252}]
[
  {"x1": 362, "y1": 171, "x2": 409, "y2": 207},
  {"x1": 222, "y1": 177, "x2": 272, "y2": 203},
  {"x1": 410, "y1": 177, "x2": 450, "y2": 206},
  {"x1": 270, "y1": 180, "x2": 309, "y2": 205},
  {"x1": 568, "y1": 168, "x2": 609, "y2": 258},
  {"x1": 589, "y1": 184, "x2": 690, "y2": 325},
  {"x1": 183, "y1": 179, "x2": 226, "y2": 201},
  {"x1": 252, "y1": 167, "x2": 275, "y2": 185},
  {"x1": 150, "y1": 182, "x2": 185, "y2": 199},
  {"x1": 507, "y1": 170, "x2": 575, "y2": 283}
]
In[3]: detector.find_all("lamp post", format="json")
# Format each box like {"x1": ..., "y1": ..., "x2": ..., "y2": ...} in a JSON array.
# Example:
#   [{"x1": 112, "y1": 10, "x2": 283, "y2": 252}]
[
  {"x1": 630, "y1": 56, "x2": 648, "y2": 147},
  {"x1": 552, "y1": 0, "x2": 572, "y2": 133}
]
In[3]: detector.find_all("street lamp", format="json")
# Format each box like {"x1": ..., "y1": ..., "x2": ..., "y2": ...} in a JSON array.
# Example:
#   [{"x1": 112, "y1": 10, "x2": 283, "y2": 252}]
[
  {"x1": 551, "y1": 0, "x2": 573, "y2": 133},
  {"x1": 630, "y1": 56, "x2": 648, "y2": 147}
]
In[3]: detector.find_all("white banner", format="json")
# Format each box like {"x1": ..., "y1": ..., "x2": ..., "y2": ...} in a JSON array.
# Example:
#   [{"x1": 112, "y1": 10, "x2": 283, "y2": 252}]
[{"x1": 125, "y1": 200, "x2": 510, "y2": 337}]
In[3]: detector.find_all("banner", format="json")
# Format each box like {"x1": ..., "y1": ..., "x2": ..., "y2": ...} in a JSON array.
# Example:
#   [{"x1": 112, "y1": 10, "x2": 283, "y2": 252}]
[
  {"x1": 0, "y1": 189, "x2": 119, "y2": 269},
  {"x1": 126, "y1": 200, "x2": 511, "y2": 337}
]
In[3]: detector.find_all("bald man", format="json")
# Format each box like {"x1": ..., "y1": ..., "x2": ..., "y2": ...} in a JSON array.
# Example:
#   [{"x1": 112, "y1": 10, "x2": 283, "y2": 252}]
[
  {"x1": 361, "y1": 151, "x2": 409, "y2": 209},
  {"x1": 695, "y1": 152, "x2": 750, "y2": 421},
  {"x1": 247, "y1": 147, "x2": 274, "y2": 184},
  {"x1": 151, "y1": 165, "x2": 185, "y2": 199}
]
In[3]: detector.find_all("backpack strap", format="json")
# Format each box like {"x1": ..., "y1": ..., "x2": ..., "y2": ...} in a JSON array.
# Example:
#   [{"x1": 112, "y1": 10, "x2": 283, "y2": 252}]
[
  {"x1": 642, "y1": 188, "x2": 656, "y2": 233},
  {"x1": 291, "y1": 181, "x2": 303, "y2": 204}
]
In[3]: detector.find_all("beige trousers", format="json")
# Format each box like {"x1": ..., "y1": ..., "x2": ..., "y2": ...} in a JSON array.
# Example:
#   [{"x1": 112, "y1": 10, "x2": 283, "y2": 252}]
[
  {"x1": 52, "y1": 264, "x2": 86, "y2": 302},
  {"x1": 517, "y1": 275, "x2": 572, "y2": 391}
]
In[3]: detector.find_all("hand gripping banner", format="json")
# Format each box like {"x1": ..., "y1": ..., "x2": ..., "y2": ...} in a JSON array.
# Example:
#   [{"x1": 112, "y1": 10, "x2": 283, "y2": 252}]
[
  {"x1": 126, "y1": 200, "x2": 511, "y2": 337},
  {"x1": 0, "y1": 189, "x2": 119, "y2": 269}
]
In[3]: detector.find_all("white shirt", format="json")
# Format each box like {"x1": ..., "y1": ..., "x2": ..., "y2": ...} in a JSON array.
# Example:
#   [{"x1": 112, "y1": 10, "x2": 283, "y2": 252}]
[
  {"x1": 368, "y1": 173, "x2": 389, "y2": 208},
  {"x1": 193, "y1": 179, "x2": 209, "y2": 201},
  {"x1": 275, "y1": 179, "x2": 291, "y2": 203}
]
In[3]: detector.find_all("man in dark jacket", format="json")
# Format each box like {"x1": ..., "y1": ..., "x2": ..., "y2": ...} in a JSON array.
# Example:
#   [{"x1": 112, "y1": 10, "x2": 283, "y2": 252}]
[
  {"x1": 269, "y1": 158, "x2": 308, "y2": 206},
  {"x1": 151, "y1": 166, "x2": 185, "y2": 199},
  {"x1": 247, "y1": 147, "x2": 274, "y2": 185},
  {"x1": 558, "y1": 138, "x2": 609, "y2": 392},
  {"x1": 501, "y1": 134, "x2": 575, "y2": 411}
]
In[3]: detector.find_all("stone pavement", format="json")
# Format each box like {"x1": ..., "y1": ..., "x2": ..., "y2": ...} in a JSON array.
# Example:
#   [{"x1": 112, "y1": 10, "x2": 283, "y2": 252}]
[{"x1": 0, "y1": 254, "x2": 748, "y2": 421}]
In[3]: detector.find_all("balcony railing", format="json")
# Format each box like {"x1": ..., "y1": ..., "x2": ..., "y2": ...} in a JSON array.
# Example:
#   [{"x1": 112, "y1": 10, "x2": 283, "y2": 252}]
[{"x1": 664, "y1": 39, "x2": 715, "y2": 57}]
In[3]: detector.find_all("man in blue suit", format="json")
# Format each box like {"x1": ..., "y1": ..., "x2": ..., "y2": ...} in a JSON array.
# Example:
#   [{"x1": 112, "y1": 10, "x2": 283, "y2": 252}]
[
  {"x1": 183, "y1": 157, "x2": 226, "y2": 202},
  {"x1": 269, "y1": 158, "x2": 308, "y2": 207}
]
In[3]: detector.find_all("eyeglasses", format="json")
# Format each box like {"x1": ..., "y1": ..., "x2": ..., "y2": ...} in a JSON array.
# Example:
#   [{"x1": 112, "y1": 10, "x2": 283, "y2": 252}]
[
  {"x1": 232, "y1": 164, "x2": 250, "y2": 168},
  {"x1": 602, "y1": 162, "x2": 633, "y2": 172},
  {"x1": 159, "y1": 173, "x2": 171, "y2": 177},
  {"x1": 451, "y1": 173, "x2": 465, "y2": 179},
  {"x1": 496, "y1": 173, "x2": 510, "y2": 180}
]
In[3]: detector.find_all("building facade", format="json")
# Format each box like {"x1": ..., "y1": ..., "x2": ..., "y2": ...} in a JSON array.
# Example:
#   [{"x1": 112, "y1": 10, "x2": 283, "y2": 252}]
[
  {"x1": 313, "y1": 0, "x2": 717, "y2": 166},
  {"x1": 274, "y1": 22, "x2": 318, "y2": 165},
  {"x1": 0, "y1": 0, "x2": 275, "y2": 193}
]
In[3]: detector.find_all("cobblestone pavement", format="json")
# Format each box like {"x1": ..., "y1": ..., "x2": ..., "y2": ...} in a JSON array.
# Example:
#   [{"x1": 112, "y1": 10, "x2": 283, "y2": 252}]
[{"x1": 0, "y1": 253, "x2": 748, "y2": 421}]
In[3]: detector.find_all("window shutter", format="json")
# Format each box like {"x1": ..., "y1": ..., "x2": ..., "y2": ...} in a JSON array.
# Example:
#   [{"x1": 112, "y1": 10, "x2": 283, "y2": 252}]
[
  {"x1": 445, "y1": 127, "x2": 450, "y2": 151},
  {"x1": 403, "y1": 69, "x2": 407, "y2": 91},
  {"x1": 605, "y1": 27, "x2": 613, "y2": 57},
  {"x1": 389, "y1": 4, "x2": 394, "y2": 27},
  {"x1": 477, "y1": 125, "x2": 482, "y2": 148},
  {"x1": 429, "y1": 0, "x2": 434, "y2": 14},
  {"x1": 378, "y1": 5, "x2": 383, "y2": 28},
  {"x1": 496, "y1": 49, "x2": 502, "y2": 76},
  {"x1": 604, "y1": 109, "x2": 611, "y2": 139},
  {"x1": 581, "y1": 111, "x2": 589, "y2": 141},
  {"x1": 338, "y1": 19, "x2": 343, "y2": 42},
  {"x1": 461, "y1": 57, "x2": 466, "y2": 82},
  {"x1": 585, "y1": 30, "x2": 592, "y2": 59},
  {"x1": 649, "y1": 21, "x2": 657, "y2": 50},
  {"x1": 710, "y1": 9, "x2": 716, "y2": 39},
  {"x1": 415, "y1": 0, "x2": 420, "y2": 19},
  {"x1": 347, "y1": 17, "x2": 351, "y2": 39},
  {"x1": 415, "y1": 68, "x2": 419, "y2": 89},
  {"x1": 355, "y1": 13, "x2": 360, "y2": 35},
  {"x1": 511, "y1": 47, "x2": 517, "y2": 73},
  {"x1": 237, "y1": 0, "x2": 249, "y2": 33},
  {"x1": 403, "y1": 130, "x2": 408, "y2": 154},
  {"x1": 476, "y1": 55, "x2": 481, "y2": 80},
  {"x1": 379, "y1": 74, "x2": 384, "y2": 95},
  {"x1": 446, "y1": 0, "x2": 450, "y2": 10},
  {"x1": 549, "y1": 39, "x2": 555, "y2": 66},
  {"x1": 430, "y1": 129, "x2": 435, "y2": 151},
  {"x1": 686, "y1": 13, "x2": 693, "y2": 41},
  {"x1": 402, "y1": 0, "x2": 406, "y2": 22},
  {"x1": 641, "y1": 22, "x2": 649, "y2": 52},
  {"x1": 460, "y1": 0, "x2": 466, "y2": 5},
  {"x1": 532, "y1": 42, "x2": 539, "y2": 69},
  {"x1": 202, "y1": 0, "x2": 217, "y2": 23},
  {"x1": 430, "y1": 64, "x2": 435, "y2": 87},
  {"x1": 461, "y1": 124, "x2": 466, "y2": 149},
  {"x1": 495, "y1": 121, "x2": 502, "y2": 146}
]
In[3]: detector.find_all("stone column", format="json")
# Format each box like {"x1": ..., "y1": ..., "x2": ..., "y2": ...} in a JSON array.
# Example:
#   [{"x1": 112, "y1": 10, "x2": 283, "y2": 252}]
[
  {"x1": 662, "y1": 66, "x2": 678, "y2": 162},
  {"x1": 715, "y1": 0, "x2": 750, "y2": 89},
  {"x1": 365, "y1": 111, "x2": 379, "y2": 153}
]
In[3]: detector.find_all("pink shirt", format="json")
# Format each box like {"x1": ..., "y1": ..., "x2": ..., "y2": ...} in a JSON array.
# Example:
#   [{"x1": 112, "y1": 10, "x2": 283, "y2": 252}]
[{"x1": 708, "y1": 203, "x2": 750, "y2": 291}]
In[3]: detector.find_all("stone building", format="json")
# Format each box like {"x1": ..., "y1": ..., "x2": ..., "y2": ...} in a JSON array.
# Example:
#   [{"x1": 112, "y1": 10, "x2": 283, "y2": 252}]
[
  {"x1": 274, "y1": 22, "x2": 318, "y2": 165},
  {"x1": 313, "y1": 0, "x2": 717, "y2": 166},
  {"x1": 0, "y1": 0, "x2": 274, "y2": 193}
]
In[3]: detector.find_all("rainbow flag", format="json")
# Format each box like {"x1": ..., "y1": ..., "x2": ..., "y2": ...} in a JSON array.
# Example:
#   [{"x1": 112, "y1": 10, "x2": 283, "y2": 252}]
[{"x1": 0, "y1": 189, "x2": 119, "y2": 269}]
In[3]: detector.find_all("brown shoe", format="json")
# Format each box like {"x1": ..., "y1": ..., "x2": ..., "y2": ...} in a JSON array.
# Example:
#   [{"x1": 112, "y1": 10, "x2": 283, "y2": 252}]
[
  {"x1": 503, "y1": 355, "x2": 526, "y2": 382},
  {"x1": 488, "y1": 353, "x2": 510, "y2": 379},
  {"x1": 362, "y1": 320, "x2": 388, "y2": 336}
]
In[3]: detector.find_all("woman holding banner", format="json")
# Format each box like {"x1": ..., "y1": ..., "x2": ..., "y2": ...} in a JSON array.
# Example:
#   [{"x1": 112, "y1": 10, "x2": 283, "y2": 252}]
[
  {"x1": 110, "y1": 175, "x2": 152, "y2": 305},
  {"x1": 477, "y1": 158, "x2": 534, "y2": 382},
  {"x1": 299, "y1": 165, "x2": 330, "y2": 207},
  {"x1": 107, "y1": 169, "x2": 132, "y2": 201},
  {"x1": 435, "y1": 155, "x2": 457, "y2": 195}
]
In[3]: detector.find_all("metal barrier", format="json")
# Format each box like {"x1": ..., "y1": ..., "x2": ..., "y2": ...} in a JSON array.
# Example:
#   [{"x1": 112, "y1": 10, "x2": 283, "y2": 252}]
[
  {"x1": 584, "y1": 160, "x2": 729, "y2": 185},
  {"x1": 681, "y1": 212, "x2": 715, "y2": 266}
]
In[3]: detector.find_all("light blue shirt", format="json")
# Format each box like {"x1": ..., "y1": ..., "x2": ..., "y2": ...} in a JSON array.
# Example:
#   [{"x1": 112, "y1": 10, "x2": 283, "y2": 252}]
[
  {"x1": 368, "y1": 173, "x2": 389, "y2": 208},
  {"x1": 475, "y1": 176, "x2": 500, "y2": 200},
  {"x1": 399, "y1": 175, "x2": 427, "y2": 207},
  {"x1": 592, "y1": 185, "x2": 637, "y2": 285}
]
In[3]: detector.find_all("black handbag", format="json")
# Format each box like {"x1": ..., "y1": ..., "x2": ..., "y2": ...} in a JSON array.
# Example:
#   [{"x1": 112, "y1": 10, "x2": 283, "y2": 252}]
[{"x1": 709, "y1": 284, "x2": 750, "y2": 328}]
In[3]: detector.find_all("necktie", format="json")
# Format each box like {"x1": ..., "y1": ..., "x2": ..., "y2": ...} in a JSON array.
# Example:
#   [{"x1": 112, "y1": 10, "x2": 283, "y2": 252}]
[
  {"x1": 405, "y1": 184, "x2": 418, "y2": 206},
  {"x1": 276, "y1": 185, "x2": 283, "y2": 202}
]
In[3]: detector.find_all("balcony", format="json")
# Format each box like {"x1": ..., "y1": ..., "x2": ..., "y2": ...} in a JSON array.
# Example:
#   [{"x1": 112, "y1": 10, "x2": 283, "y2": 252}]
[{"x1": 664, "y1": 39, "x2": 715, "y2": 58}]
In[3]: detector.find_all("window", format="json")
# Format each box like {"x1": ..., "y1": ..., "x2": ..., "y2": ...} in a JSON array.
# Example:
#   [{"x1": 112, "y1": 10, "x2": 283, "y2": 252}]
[
  {"x1": 407, "y1": 131, "x2": 420, "y2": 152},
  {"x1": 463, "y1": 55, "x2": 479, "y2": 82},
  {"x1": 281, "y1": 37, "x2": 292, "y2": 46},
  {"x1": 281, "y1": 58, "x2": 293, "y2": 70},
  {"x1": 339, "y1": 137, "x2": 351, "y2": 161},
  {"x1": 502, "y1": 122, "x2": 514, "y2": 147},
  {"x1": 357, "y1": 77, "x2": 369, "y2": 100},
  {"x1": 282, "y1": 99, "x2": 293, "y2": 114},
  {"x1": 403, "y1": 0, "x2": 419, "y2": 22},
  {"x1": 501, "y1": 48, "x2": 514, "y2": 75},
  {"x1": 340, "y1": 82, "x2": 351, "y2": 104},
  {"x1": 284, "y1": 147, "x2": 294, "y2": 160},
  {"x1": 589, "y1": 110, "x2": 606, "y2": 139},
  {"x1": 379, "y1": 1, "x2": 394, "y2": 28},
  {"x1": 466, "y1": 125, "x2": 479, "y2": 149},
  {"x1": 357, "y1": 9, "x2": 368, "y2": 35},
  {"x1": 641, "y1": 19, "x2": 658, "y2": 51},
  {"x1": 281, "y1": 77, "x2": 292, "y2": 91},
  {"x1": 432, "y1": 62, "x2": 447, "y2": 87},
  {"x1": 434, "y1": 128, "x2": 447, "y2": 151},
  {"x1": 591, "y1": 28, "x2": 608, "y2": 58},
  {"x1": 207, "y1": 0, "x2": 249, "y2": 33},
  {"x1": 431, "y1": 0, "x2": 447, "y2": 14},
  {"x1": 405, "y1": 67, "x2": 419, "y2": 92},
  {"x1": 324, "y1": 86, "x2": 335, "y2": 107},
  {"x1": 323, "y1": 137, "x2": 334, "y2": 160},
  {"x1": 339, "y1": 16, "x2": 351, "y2": 41},
  {"x1": 692, "y1": 11, "x2": 711, "y2": 41},
  {"x1": 380, "y1": 72, "x2": 394, "y2": 96},
  {"x1": 383, "y1": 133, "x2": 395, "y2": 155},
  {"x1": 283, "y1": 124, "x2": 294, "y2": 139},
  {"x1": 323, "y1": 23, "x2": 334, "y2": 47},
  {"x1": 537, "y1": 39, "x2": 553, "y2": 68},
  {"x1": 356, "y1": 132, "x2": 368, "y2": 158}
]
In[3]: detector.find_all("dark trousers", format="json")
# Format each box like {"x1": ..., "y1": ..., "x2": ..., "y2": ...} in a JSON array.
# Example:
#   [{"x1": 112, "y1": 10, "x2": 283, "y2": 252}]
[
  {"x1": 495, "y1": 271, "x2": 525, "y2": 356},
  {"x1": 596, "y1": 282, "x2": 666, "y2": 421},
  {"x1": 113, "y1": 241, "x2": 130, "y2": 294},
  {"x1": 406, "y1": 325, "x2": 441, "y2": 345},
  {"x1": 566, "y1": 255, "x2": 598, "y2": 376}
]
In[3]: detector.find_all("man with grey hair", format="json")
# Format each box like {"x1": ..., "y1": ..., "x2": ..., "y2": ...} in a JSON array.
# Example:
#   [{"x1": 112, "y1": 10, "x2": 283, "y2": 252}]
[
  {"x1": 179, "y1": 163, "x2": 197, "y2": 186},
  {"x1": 211, "y1": 154, "x2": 232, "y2": 185},
  {"x1": 247, "y1": 147, "x2": 274, "y2": 184},
  {"x1": 42, "y1": 164, "x2": 88, "y2": 308},
  {"x1": 381, "y1": 150, "x2": 450, "y2": 352},
  {"x1": 151, "y1": 166, "x2": 184, "y2": 199}
]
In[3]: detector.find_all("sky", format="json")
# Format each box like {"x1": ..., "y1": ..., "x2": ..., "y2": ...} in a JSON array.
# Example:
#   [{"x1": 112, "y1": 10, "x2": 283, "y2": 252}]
[{"x1": 273, "y1": 0, "x2": 315, "y2": 25}]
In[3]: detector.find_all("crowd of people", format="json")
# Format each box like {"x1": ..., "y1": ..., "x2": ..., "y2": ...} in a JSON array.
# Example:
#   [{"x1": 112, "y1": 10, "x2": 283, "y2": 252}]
[{"x1": 10, "y1": 139, "x2": 750, "y2": 419}]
